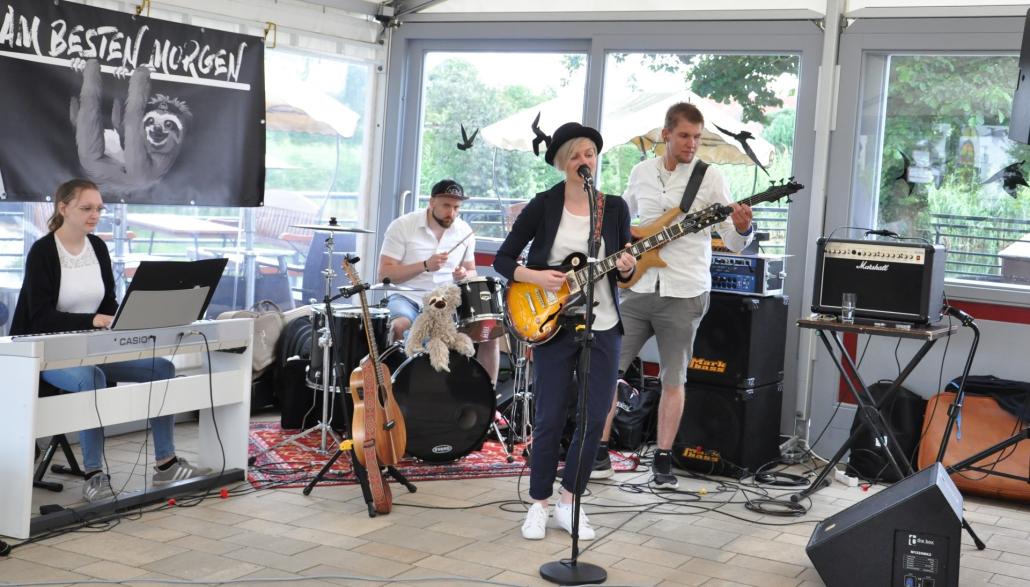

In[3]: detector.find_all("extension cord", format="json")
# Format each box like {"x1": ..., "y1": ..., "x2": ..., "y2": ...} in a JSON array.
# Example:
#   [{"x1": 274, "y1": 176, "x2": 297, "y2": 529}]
[{"x1": 834, "y1": 468, "x2": 858, "y2": 487}]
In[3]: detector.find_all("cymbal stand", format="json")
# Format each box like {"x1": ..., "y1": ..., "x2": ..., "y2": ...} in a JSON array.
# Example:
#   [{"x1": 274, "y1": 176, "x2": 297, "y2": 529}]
[
  {"x1": 504, "y1": 333, "x2": 534, "y2": 459},
  {"x1": 248, "y1": 234, "x2": 343, "y2": 465}
]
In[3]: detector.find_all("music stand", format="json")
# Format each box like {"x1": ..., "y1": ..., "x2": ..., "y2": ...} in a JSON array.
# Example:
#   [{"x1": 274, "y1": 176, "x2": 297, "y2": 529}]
[{"x1": 111, "y1": 258, "x2": 227, "y2": 330}]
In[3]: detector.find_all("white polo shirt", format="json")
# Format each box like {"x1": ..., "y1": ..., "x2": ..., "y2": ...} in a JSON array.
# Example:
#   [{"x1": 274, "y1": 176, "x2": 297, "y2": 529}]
[
  {"x1": 380, "y1": 208, "x2": 477, "y2": 302},
  {"x1": 622, "y1": 157, "x2": 753, "y2": 299}
]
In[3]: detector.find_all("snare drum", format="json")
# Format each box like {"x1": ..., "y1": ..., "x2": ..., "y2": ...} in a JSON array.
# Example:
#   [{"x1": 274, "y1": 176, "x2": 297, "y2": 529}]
[
  {"x1": 391, "y1": 350, "x2": 496, "y2": 462},
  {"x1": 454, "y1": 276, "x2": 505, "y2": 342},
  {"x1": 307, "y1": 305, "x2": 390, "y2": 389}
]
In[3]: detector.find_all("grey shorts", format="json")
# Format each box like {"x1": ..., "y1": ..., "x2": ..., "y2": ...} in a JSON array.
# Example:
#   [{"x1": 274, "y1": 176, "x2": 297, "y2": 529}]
[{"x1": 618, "y1": 290, "x2": 710, "y2": 387}]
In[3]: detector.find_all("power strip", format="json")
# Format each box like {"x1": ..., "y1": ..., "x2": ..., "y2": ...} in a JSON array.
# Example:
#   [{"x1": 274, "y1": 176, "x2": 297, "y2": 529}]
[{"x1": 834, "y1": 467, "x2": 859, "y2": 487}]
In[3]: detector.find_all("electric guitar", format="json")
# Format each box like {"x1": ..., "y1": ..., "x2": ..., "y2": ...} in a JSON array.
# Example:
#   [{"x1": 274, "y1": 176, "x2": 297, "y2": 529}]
[
  {"x1": 342, "y1": 257, "x2": 407, "y2": 514},
  {"x1": 504, "y1": 180, "x2": 802, "y2": 345}
]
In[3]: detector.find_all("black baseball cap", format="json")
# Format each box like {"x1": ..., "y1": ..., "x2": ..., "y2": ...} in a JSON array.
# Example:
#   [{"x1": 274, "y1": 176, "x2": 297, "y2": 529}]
[{"x1": 430, "y1": 179, "x2": 468, "y2": 200}]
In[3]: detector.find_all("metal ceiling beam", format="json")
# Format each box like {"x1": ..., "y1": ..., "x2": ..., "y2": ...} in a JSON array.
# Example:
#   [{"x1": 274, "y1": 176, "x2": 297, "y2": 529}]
[
  {"x1": 391, "y1": 0, "x2": 453, "y2": 18},
  {"x1": 316, "y1": 0, "x2": 383, "y2": 17}
]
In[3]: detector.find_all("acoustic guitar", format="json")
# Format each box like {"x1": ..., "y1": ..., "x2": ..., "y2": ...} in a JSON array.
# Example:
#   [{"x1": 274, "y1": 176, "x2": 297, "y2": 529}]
[
  {"x1": 504, "y1": 180, "x2": 802, "y2": 345},
  {"x1": 341, "y1": 258, "x2": 407, "y2": 514}
]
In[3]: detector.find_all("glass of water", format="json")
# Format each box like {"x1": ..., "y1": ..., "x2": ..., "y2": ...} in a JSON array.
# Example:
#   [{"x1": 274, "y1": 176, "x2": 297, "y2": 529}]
[{"x1": 841, "y1": 292, "x2": 857, "y2": 324}]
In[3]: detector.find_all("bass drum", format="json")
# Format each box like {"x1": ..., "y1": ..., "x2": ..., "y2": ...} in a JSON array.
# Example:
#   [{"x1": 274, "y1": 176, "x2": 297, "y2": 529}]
[{"x1": 391, "y1": 350, "x2": 496, "y2": 463}]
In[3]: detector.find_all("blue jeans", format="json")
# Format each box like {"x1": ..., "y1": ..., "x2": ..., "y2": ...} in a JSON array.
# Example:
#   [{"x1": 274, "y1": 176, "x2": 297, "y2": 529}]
[{"x1": 41, "y1": 358, "x2": 176, "y2": 472}]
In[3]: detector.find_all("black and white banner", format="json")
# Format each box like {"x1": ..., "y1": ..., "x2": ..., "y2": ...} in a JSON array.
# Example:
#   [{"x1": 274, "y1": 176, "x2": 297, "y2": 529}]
[{"x1": 0, "y1": 1, "x2": 265, "y2": 206}]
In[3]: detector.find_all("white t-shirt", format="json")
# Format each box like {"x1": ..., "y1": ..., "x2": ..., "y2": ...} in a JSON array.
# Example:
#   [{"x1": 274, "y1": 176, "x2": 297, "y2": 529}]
[
  {"x1": 623, "y1": 157, "x2": 753, "y2": 298},
  {"x1": 380, "y1": 209, "x2": 477, "y2": 302},
  {"x1": 54, "y1": 236, "x2": 104, "y2": 314},
  {"x1": 547, "y1": 207, "x2": 617, "y2": 331}
]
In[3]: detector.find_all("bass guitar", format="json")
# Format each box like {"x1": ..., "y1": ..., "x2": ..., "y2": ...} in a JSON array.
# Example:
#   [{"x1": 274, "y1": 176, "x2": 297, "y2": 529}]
[
  {"x1": 504, "y1": 180, "x2": 802, "y2": 345},
  {"x1": 341, "y1": 257, "x2": 407, "y2": 514}
]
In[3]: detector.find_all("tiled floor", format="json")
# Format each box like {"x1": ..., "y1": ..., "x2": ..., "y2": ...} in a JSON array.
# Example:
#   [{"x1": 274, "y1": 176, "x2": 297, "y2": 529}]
[{"x1": 3, "y1": 418, "x2": 1030, "y2": 587}]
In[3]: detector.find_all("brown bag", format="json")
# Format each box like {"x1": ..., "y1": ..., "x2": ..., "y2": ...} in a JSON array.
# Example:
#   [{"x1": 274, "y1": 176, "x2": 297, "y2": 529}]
[
  {"x1": 217, "y1": 300, "x2": 285, "y2": 376},
  {"x1": 918, "y1": 392, "x2": 1030, "y2": 502}
]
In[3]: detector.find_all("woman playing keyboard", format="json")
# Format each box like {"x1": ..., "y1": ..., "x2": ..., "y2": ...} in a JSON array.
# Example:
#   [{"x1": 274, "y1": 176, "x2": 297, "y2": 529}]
[{"x1": 9, "y1": 178, "x2": 211, "y2": 503}]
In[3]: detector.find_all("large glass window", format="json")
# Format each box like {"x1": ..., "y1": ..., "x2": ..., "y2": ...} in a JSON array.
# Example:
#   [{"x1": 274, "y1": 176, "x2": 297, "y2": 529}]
[
  {"x1": 854, "y1": 53, "x2": 1030, "y2": 288},
  {"x1": 599, "y1": 52, "x2": 801, "y2": 256},
  {"x1": 416, "y1": 51, "x2": 587, "y2": 239}
]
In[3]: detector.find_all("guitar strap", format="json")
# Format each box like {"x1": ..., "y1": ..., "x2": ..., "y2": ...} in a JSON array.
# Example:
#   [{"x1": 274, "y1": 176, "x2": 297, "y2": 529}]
[
  {"x1": 591, "y1": 187, "x2": 605, "y2": 248},
  {"x1": 679, "y1": 159, "x2": 709, "y2": 214},
  {"x1": 362, "y1": 376, "x2": 393, "y2": 513}
]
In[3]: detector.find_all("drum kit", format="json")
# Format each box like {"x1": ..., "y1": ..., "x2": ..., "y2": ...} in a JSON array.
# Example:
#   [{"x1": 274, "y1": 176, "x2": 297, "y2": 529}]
[{"x1": 254, "y1": 218, "x2": 535, "y2": 465}]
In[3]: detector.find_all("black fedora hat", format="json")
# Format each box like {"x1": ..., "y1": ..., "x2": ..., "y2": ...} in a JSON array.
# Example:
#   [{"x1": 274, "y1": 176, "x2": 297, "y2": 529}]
[{"x1": 544, "y1": 122, "x2": 603, "y2": 166}]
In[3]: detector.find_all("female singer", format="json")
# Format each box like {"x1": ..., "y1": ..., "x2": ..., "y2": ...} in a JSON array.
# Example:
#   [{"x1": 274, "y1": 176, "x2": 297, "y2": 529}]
[
  {"x1": 11, "y1": 179, "x2": 210, "y2": 503},
  {"x1": 493, "y1": 123, "x2": 636, "y2": 540}
]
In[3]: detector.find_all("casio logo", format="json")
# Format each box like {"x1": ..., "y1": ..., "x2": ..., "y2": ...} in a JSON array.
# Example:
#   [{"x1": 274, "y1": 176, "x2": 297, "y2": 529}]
[{"x1": 117, "y1": 336, "x2": 152, "y2": 346}]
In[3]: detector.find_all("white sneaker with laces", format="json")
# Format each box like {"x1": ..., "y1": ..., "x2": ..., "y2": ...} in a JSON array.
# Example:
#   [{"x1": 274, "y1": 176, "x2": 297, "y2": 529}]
[
  {"x1": 554, "y1": 502, "x2": 595, "y2": 540},
  {"x1": 521, "y1": 502, "x2": 549, "y2": 540}
]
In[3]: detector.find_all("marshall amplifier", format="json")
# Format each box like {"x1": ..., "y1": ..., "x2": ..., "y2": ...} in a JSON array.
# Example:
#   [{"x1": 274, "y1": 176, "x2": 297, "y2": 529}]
[{"x1": 812, "y1": 238, "x2": 946, "y2": 324}]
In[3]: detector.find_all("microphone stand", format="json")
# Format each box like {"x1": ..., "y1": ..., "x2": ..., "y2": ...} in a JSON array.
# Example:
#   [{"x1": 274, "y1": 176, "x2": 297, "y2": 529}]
[{"x1": 540, "y1": 174, "x2": 607, "y2": 586}]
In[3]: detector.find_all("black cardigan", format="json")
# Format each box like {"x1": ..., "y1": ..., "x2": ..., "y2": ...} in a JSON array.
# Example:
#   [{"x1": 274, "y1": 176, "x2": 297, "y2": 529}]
[
  {"x1": 493, "y1": 181, "x2": 633, "y2": 329},
  {"x1": 10, "y1": 232, "x2": 118, "y2": 335}
]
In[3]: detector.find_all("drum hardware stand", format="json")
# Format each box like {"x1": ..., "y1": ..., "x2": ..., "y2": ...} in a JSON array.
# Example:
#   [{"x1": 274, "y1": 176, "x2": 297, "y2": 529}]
[
  {"x1": 303, "y1": 270, "x2": 417, "y2": 516},
  {"x1": 248, "y1": 234, "x2": 345, "y2": 466},
  {"x1": 540, "y1": 168, "x2": 606, "y2": 586},
  {"x1": 502, "y1": 334, "x2": 534, "y2": 460}
]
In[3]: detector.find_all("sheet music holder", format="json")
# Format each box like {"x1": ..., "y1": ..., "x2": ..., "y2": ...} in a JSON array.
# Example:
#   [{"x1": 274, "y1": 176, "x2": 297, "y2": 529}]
[{"x1": 111, "y1": 259, "x2": 227, "y2": 331}]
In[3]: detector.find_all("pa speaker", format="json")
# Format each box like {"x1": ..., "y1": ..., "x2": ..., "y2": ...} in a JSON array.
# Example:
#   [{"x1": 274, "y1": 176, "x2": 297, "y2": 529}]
[
  {"x1": 688, "y1": 293, "x2": 788, "y2": 388},
  {"x1": 806, "y1": 463, "x2": 962, "y2": 587},
  {"x1": 672, "y1": 380, "x2": 782, "y2": 475}
]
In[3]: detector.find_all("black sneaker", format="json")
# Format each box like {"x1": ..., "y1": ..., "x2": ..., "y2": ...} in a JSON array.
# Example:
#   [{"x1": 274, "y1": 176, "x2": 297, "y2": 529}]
[
  {"x1": 651, "y1": 449, "x2": 679, "y2": 489},
  {"x1": 591, "y1": 445, "x2": 613, "y2": 480}
]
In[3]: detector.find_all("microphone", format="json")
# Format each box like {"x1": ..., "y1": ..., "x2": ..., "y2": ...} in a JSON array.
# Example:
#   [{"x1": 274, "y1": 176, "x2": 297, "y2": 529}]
[{"x1": 577, "y1": 164, "x2": 593, "y2": 184}]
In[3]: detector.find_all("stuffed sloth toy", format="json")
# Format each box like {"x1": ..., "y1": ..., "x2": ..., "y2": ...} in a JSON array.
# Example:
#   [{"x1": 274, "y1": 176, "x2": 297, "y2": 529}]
[{"x1": 405, "y1": 284, "x2": 475, "y2": 371}]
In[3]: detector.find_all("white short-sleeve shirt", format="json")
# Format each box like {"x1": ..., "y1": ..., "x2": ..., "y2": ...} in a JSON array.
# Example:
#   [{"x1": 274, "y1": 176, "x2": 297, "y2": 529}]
[{"x1": 380, "y1": 209, "x2": 476, "y2": 302}]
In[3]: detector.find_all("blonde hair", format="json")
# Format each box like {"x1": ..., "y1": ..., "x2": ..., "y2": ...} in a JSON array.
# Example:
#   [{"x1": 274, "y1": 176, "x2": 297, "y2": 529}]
[
  {"x1": 47, "y1": 179, "x2": 99, "y2": 232},
  {"x1": 552, "y1": 137, "x2": 598, "y2": 171}
]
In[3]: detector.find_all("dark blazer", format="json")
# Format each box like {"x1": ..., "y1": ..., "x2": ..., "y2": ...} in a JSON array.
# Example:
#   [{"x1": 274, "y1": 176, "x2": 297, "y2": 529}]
[
  {"x1": 10, "y1": 232, "x2": 118, "y2": 336},
  {"x1": 494, "y1": 181, "x2": 633, "y2": 329}
]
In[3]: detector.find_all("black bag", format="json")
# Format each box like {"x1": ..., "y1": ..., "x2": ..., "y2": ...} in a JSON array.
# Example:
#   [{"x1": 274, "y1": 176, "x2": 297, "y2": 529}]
[
  {"x1": 945, "y1": 375, "x2": 1030, "y2": 421},
  {"x1": 845, "y1": 381, "x2": 927, "y2": 483},
  {"x1": 610, "y1": 377, "x2": 660, "y2": 451}
]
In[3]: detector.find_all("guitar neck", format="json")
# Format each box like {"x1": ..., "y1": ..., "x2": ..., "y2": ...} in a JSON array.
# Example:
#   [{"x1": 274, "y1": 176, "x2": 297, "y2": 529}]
[
  {"x1": 570, "y1": 182, "x2": 800, "y2": 286},
  {"x1": 356, "y1": 291, "x2": 382, "y2": 368}
]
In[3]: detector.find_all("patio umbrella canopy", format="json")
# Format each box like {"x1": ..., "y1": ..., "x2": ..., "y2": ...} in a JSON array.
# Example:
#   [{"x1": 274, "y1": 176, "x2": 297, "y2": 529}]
[
  {"x1": 266, "y1": 84, "x2": 360, "y2": 137},
  {"x1": 480, "y1": 89, "x2": 774, "y2": 167}
]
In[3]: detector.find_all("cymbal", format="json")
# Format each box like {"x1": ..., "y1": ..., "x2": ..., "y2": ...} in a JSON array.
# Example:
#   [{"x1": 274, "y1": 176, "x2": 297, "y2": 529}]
[
  {"x1": 291, "y1": 223, "x2": 374, "y2": 234},
  {"x1": 369, "y1": 282, "x2": 424, "y2": 292}
]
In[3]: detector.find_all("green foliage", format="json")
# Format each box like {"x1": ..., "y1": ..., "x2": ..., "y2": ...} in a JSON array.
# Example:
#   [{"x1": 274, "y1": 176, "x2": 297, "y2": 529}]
[{"x1": 689, "y1": 55, "x2": 799, "y2": 123}]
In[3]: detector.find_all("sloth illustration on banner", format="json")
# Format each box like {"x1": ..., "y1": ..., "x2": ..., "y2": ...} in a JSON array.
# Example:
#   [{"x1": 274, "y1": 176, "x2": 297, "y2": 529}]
[{"x1": 0, "y1": 0, "x2": 265, "y2": 206}]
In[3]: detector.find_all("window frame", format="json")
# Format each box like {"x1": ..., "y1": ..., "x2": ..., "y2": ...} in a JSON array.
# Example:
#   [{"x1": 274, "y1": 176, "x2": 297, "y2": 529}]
[{"x1": 828, "y1": 16, "x2": 1029, "y2": 306}]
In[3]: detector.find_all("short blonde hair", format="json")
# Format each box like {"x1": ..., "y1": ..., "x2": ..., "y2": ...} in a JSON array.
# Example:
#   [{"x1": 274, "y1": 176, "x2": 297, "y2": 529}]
[{"x1": 552, "y1": 137, "x2": 597, "y2": 171}]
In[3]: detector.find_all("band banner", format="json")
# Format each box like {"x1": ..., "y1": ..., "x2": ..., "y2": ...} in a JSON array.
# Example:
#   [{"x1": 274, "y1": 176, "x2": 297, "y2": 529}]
[{"x1": 0, "y1": 0, "x2": 265, "y2": 206}]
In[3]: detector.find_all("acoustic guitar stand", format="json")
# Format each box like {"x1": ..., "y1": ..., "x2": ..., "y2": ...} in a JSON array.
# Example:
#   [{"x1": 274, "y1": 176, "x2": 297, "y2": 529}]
[{"x1": 303, "y1": 443, "x2": 416, "y2": 518}]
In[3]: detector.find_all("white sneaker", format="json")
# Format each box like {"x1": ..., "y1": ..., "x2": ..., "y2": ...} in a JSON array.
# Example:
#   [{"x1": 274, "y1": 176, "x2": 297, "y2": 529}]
[
  {"x1": 554, "y1": 502, "x2": 595, "y2": 541},
  {"x1": 521, "y1": 503, "x2": 549, "y2": 540}
]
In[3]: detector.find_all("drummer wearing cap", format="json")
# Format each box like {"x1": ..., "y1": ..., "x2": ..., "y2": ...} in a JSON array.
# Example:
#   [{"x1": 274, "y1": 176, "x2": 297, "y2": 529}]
[{"x1": 378, "y1": 179, "x2": 500, "y2": 385}]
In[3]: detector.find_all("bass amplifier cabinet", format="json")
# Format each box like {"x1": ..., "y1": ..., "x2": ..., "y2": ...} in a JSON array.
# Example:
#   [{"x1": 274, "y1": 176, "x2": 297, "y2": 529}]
[
  {"x1": 812, "y1": 238, "x2": 946, "y2": 324},
  {"x1": 807, "y1": 463, "x2": 962, "y2": 587},
  {"x1": 688, "y1": 293, "x2": 788, "y2": 388},
  {"x1": 672, "y1": 380, "x2": 782, "y2": 475}
]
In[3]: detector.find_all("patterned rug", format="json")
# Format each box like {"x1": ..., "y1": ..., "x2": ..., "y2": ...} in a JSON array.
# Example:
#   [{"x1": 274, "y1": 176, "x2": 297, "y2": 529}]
[{"x1": 247, "y1": 421, "x2": 639, "y2": 488}]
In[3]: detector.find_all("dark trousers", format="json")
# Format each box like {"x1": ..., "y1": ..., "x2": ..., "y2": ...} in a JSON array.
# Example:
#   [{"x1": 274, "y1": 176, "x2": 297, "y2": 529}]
[{"x1": 529, "y1": 325, "x2": 621, "y2": 500}]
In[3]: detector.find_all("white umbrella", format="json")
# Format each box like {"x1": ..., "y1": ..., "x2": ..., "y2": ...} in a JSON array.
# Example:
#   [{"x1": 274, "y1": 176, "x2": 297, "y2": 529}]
[
  {"x1": 480, "y1": 89, "x2": 774, "y2": 167},
  {"x1": 266, "y1": 84, "x2": 360, "y2": 138}
]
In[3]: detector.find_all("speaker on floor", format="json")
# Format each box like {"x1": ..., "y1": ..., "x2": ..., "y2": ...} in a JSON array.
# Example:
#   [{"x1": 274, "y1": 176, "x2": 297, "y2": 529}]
[
  {"x1": 672, "y1": 380, "x2": 782, "y2": 475},
  {"x1": 806, "y1": 463, "x2": 962, "y2": 587},
  {"x1": 688, "y1": 293, "x2": 788, "y2": 388}
]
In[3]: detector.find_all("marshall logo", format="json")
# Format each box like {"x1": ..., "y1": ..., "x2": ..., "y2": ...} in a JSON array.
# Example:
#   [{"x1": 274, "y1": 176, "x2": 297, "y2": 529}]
[{"x1": 856, "y1": 261, "x2": 890, "y2": 272}]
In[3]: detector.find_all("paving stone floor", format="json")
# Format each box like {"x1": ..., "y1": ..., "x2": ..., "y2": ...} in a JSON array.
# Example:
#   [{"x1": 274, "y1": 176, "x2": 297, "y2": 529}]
[{"x1": 2, "y1": 418, "x2": 1029, "y2": 586}]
